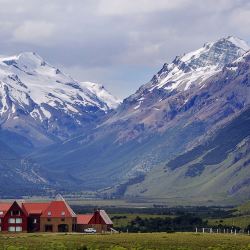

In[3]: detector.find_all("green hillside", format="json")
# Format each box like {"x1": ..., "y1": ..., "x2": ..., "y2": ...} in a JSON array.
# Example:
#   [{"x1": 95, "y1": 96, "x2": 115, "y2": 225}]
[
  {"x1": 125, "y1": 108, "x2": 250, "y2": 205},
  {"x1": 236, "y1": 200, "x2": 250, "y2": 215},
  {"x1": 32, "y1": 119, "x2": 206, "y2": 190}
]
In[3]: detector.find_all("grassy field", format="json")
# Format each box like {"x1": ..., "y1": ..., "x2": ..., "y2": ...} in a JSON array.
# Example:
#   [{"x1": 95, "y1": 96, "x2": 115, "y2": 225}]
[
  {"x1": 110, "y1": 212, "x2": 250, "y2": 230},
  {"x1": 110, "y1": 210, "x2": 250, "y2": 230},
  {"x1": 110, "y1": 213, "x2": 173, "y2": 228},
  {"x1": 0, "y1": 232, "x2": 250, "y2": 250},
  {"x1": 208, "y1": 215, "x2": 250, "y2": 229},
  {"x1": 207, "y1": 201, "x2": 250, "y2": 229}
]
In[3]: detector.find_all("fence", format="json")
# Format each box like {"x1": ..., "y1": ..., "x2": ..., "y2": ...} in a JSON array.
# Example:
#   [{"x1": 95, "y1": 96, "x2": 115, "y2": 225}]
[{"x1": 195, "y1": 227, "x2": 250, "y2": 235}]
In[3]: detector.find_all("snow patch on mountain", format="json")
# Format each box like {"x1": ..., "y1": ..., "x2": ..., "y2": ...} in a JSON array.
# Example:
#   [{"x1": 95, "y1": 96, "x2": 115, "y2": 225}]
[
  {"x1": 0, "y1": 52, "x2": 113, "y2": 113},
  {"x1": 150, "y1": 36, "x2": 249, "y2": 92},
  {"x1": 80, "y1": 81, "x2": 121, "y2": 109},
  {"x1": 227, "y1": 36, "x2": 249, "y2": 51},
  {"x1": 0, "y1": 52, "x2": 120, "y2": 145}
]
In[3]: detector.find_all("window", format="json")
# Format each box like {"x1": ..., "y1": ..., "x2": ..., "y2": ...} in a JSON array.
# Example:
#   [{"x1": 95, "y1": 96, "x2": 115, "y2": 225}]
[
  {"x1": 11, "y1": 210, "x2": 20, "y2": 216},
  {"x1": 16, "y1": 218, "x2": 22, "y2": 224},
  {"x1": 16, "y1": 226, "x2": 22, "y2": 232},
  {"x1": 33, "y1": 218, "x2": 37, "y2": 224},
  {"x1": 61, "y1": 218, "x2": 65, "y2": 222},
  {"x1": 8, "y1": 218, "x2": 22, "y2": 224},
  {"x1": 8, "y1": 226, "x2": 15, "y2": 232},
  {"x1": 8, "y1": 226, "x2": 22, "y2": 232},
  {"x1": 61, "y1": 211, "x2": 65, "y2": 216},
  {"x1": 0, "y1": 211, "x2": 3, "y2": 215},
  {"x1": 48, "y1": 211, "x2": 51, "y2": 216},
  {"x1": 8, "y1": 218, "x2": 15, "y2": 224},
  {"x1": 47, "y1": 218, "x2": 51, "y2": 222}
]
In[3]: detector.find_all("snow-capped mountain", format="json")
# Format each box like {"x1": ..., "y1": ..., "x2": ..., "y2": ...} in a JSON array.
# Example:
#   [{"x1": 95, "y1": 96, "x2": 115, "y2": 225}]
[
  {"x1": 80, "y1": 81, "x2": 121, "y2": 109},
  {"x1": 101, "y1": 36, "x2": 250, "y2": 143},
  {"x1": 127, "y1": 36, "x2": 249, "y2": 105},
  {"x1": 0, "y1": 52, "x2": 120, "y2": 147},
  {"x1": 31, "y1": 36, "x2": 250, "y2": 204},
  {"x1": 2, "y1": 36, "x2": 250, "y2": 203}
]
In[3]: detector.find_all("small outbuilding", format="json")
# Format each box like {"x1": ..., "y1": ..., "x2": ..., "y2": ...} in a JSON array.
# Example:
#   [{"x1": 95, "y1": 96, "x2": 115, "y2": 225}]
[{"x1": 76, "y1": 209, "x2": 113, "y2": 233}]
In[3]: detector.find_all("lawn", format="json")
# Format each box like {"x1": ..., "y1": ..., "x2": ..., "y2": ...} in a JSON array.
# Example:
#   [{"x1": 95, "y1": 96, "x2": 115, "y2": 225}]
[{"x1": 0, "y1": 232, "x2": 250, "y2": 250}]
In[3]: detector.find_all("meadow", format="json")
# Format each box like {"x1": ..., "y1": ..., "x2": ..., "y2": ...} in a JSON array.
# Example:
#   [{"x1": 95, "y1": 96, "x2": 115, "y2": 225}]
[
  {"x1": 110, "y1": 213, "x2": 173, "y2": 228},
  {"x1": 1, "y1": 232, "x2": 250, "y2": 250},
  {"x1": 208, "y1": 215, "x2": 250, "y2": 229}
]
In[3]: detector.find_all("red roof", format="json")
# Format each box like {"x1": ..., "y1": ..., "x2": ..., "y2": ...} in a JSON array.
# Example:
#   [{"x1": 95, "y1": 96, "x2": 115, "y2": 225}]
[
  {"x1": 0, "y1": 203, "x2": 12, "y2": 217},
  {"x1": 41, "y1": 201, "x2": 76, "y2": 218},
  {"x1": 77, "y1": 214, "x2": 93, "y2": 224},
  {"x1": 0, "y1": 203, "x2": 12, "y2": 211},
  {"x1": 22, "y1": 202, "x2": 50, "y2": 215},
  {"x1": 0, "y1": 198, "x2": 76, "y2": 219},
  {"x1": 99, "y1": 210, "x2": 113, "y2": 225}
]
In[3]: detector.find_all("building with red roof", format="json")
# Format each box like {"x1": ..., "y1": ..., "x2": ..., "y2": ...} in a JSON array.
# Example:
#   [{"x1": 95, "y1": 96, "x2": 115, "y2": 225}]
[
  {"x1": 0, "y1": 197, "x2": 113, "y2": 233},
  {"x1": 77, "y1": 210, "x2": 113, "y2": 233},
  {"x1": 76, "y1": 214, "x2": 93, "y2": 232},
  {"x1": 0, "y1": 202, "x2": 15, "y2": 232},
  {"x1": 22, "y1": 202, "x2": 51, "y2": 232},
  {"x1": 40, "y1": 200, "x2": 77, "y2": 232},
  {"x1": 0, "y1": 198, "x2": 76, "y2": 233},
  {"x1": 77, "y1": 214, "x2": 93, "y2": 225},
  {"x1": 0, "y1": 201, "x2": 27, "y2": 232}
]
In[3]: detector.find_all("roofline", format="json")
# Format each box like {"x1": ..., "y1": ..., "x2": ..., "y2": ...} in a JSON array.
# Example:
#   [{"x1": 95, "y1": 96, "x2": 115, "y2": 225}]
[
  {"x1": 63, "y1": 200, "x2": 76, "y2": 217},
  {"x1": 0, "y1": 199, "x2": 77, "y2": 218}
]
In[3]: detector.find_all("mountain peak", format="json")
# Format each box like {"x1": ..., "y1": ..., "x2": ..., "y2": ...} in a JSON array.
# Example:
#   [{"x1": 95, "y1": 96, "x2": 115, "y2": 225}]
[
  {"x1": 80, "y1": 81, "x2": 121, "y2": 109},
  {"x1": 18, "y1": 51, "x2": 39, "y2": 57},
  {"x1": 130, "y1": 36, "x2": 249, "y2": 97},
  {"x1": 0, "y1": 52, "x2": 120, "y2": 145},
  {"x1": 17, "y1": 51, "x2": 43, "y2": 61},
  {"x1": 203, "y1": 36, "x2": 249, "y2": 51},
  {"x1": 224, "y1": 36, "x2": 249, "y2": 51},
  {"x1": 0, "y1": 51, "x2": 46, "y2": 70},
  {"x1": 179, "y1": 36, "x2": 249, "y2": 67}
]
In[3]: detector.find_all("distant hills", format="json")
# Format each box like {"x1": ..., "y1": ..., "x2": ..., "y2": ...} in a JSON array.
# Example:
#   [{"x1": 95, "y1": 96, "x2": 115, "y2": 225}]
[{"x1": 0, "y1": 36, "x2": 250, "y2": 205}]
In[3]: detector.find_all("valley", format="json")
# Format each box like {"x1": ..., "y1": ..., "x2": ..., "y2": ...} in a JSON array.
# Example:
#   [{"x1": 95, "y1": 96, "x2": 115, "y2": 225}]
[{"x1": 0, "y1": 36, "x2": 249, "y2": 206}]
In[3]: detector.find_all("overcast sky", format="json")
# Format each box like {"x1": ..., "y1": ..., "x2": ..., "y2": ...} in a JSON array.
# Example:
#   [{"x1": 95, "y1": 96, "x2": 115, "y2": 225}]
[{"x1": 0, "y1": 0, "x2": 250, "y2": 99}]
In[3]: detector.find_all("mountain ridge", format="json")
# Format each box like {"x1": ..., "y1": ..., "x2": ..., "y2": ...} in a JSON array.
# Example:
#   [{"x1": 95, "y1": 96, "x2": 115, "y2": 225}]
[
  {"x1": 1, "y1": 36, "x2": 249, "y2": 205},
  {"x1": 29, "y1": 36, "x2": 250, "y2": 205},
  {"x1": 0, "y1": 52, "x2": 120, "y2": 147}
]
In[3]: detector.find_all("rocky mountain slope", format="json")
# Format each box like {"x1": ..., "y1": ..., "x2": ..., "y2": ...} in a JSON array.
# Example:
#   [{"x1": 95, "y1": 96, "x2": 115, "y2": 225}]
[
  {"x1": 125, "y1": 107, "x2": 250, "y2": 206},
  {"x1": 0, "y1": 138, "x2": 48, "y2": 197},
  {"x1": 106, "y1": 36, "x2": 249, "y2": 140},
  {"x1": 31, "y1": 36, "x2": 250, "y2": 204},
  {"x1": 0, "y1": 52, "x2": 120, "y2": 149}
]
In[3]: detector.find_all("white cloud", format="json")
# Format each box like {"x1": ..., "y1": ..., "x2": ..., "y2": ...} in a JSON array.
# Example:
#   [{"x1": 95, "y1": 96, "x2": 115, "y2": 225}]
[
  {"x1": 0, "y1": 0, "x2": 248, "y2": 97},
  {"x1": 12, "y1": 21, "x2": 55, "y2": 45},
  {"x1": 0, "y1": 21, "x2": 14, "y2": 33},
  {"x1": 97, "y1": 0, "x2": 189, "y2": 15},
  {"x1": 229, "y1": 7, "x2": 250, "y2": 35}
]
